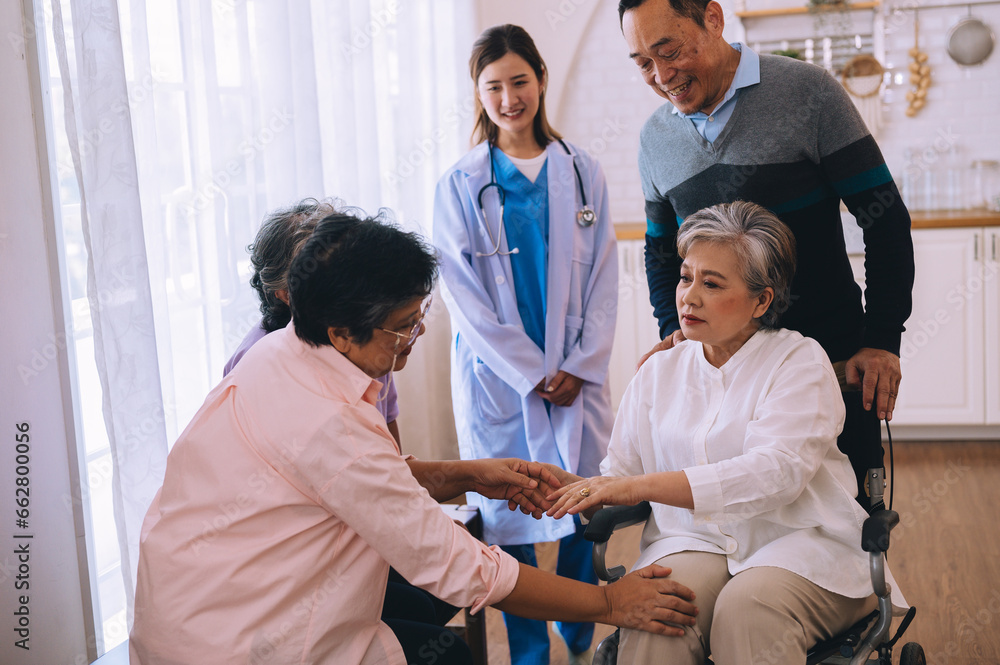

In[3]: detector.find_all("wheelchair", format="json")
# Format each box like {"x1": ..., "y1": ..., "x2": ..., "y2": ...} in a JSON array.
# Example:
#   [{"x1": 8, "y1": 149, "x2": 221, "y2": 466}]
[{"x1": 584, "y1": 413, "x2": 926, "y2": 665}]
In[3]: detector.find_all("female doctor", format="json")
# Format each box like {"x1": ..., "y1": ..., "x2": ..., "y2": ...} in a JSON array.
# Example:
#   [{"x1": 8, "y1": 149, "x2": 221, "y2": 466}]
[{"x1": 433, "y1": 24, "x2": 618, "y2": 665}]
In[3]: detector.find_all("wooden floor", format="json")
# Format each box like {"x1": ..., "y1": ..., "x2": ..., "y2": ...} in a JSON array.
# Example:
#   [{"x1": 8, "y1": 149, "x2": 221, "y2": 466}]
[{"x1": 481, "y1": 440, "x2": 1000, "y2": 665}]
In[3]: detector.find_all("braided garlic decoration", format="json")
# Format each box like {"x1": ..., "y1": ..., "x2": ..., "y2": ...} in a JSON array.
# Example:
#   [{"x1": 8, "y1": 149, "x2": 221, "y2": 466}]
[{"x1": 905, "y1": 18, "x2": 930, "y2": 117}]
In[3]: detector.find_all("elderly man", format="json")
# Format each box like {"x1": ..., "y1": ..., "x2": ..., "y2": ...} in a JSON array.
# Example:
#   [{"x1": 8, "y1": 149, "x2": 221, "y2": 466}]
[{"x1": 619, "y1": 0, "x2": 914, "y2": 506}]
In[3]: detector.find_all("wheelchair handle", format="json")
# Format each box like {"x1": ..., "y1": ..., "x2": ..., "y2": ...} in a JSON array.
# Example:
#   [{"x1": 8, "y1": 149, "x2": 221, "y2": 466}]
[
  {"x1": 586, "y1": 503, "x2": 652, "y2": 583},
  {"x1": 584, "y1": 502, "x2": 652, "y2": 544}
]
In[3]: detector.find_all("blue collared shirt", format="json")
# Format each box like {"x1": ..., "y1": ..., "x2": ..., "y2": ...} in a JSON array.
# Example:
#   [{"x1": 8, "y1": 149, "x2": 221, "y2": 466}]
[{"x1": 672, "y1": 43, "x2": 760, "y2": 143}]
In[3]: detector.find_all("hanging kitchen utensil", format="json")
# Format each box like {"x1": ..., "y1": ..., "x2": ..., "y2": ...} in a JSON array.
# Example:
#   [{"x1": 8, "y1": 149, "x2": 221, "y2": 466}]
[
  {"x1": 947, "y1": 11, "x2": 995, "y2": 66},
  {"x1": 842, "y1": 53, "x2": 885, "y2": 136},
  {"x1": 905, "y1": 13, "x2": 931, "y2": 118},
  {"x1": 842, "y1": 54, "x2": 884, "y2": 97}
]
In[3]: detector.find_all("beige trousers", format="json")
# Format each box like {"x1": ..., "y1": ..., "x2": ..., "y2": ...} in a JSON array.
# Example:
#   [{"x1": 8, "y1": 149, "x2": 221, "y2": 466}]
[{"x1": 618, "y1": 552, "x2": 877, "y2": 665}]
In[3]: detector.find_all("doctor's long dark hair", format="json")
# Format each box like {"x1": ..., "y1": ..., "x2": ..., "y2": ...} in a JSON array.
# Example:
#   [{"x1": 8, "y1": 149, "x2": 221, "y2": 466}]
[{"x1": 469, "y1": 24, "x2": 561, "y2": 148}]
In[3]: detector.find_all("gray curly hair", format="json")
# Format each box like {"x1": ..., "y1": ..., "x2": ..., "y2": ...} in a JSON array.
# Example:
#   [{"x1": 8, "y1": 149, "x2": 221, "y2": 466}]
[{"x1": 249, "y1": 198, "x2": 345, "y2": 332}]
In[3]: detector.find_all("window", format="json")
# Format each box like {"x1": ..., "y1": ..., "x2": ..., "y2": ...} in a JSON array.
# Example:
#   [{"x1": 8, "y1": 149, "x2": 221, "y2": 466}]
[{"x1": 36, "y1": 0, "x2": 473, "y2": 654}]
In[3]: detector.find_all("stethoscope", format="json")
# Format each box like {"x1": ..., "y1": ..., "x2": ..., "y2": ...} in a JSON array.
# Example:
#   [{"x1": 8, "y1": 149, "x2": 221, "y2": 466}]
[{"x1": 476, "y1": 139, "x2": 596, "y2": 258}]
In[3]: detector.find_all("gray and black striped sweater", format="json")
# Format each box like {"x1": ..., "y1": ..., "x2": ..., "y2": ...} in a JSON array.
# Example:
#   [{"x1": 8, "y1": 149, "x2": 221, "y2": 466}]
[{"x1": 638, "y1": 54, "x2": 914, "y2": 361}]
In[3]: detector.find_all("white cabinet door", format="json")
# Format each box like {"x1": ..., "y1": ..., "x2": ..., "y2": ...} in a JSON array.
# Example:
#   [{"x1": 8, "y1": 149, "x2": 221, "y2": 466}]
[
  {"x1": 892, "y1": 228, "x2": 986, "y2": 425},
  {"x1": 631, "y1": 244, "x2": 662, "y2": 370},
  {"x1": 608, "y1": 240, "x2": 661, "y2": 412},
  {"x1": 609, "y1": 242, "x2": 640, "y2": 411},
  {"x1": 984, "y1": 228, "x2": 1000, "y2": 424}
]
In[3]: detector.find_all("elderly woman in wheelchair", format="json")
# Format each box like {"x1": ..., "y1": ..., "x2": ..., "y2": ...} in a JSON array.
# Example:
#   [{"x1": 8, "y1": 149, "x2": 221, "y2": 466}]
[{"x1": 546, "y1": 201, "x2": 908, "y2": 665}]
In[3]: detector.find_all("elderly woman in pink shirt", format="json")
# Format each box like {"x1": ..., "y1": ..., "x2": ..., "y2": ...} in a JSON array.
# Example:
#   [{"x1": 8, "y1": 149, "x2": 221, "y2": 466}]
[
  {"x1": 223, "y1": 198, "x2": 401, "y2": 446},
  {"x1": 130, "y1": 210, "x2": 698, "y2": 665}
]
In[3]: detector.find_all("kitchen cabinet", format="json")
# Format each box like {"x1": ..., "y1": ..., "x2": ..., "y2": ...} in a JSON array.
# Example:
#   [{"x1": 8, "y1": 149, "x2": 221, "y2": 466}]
[
  {"x1": 890, "y1": 228, "x2": 986, "y2": 425},
  {"x1": 609, "y1": 239, "x2": 661, "y2": 411},
  {"x1": 985, "y1": 230, "x2": 1000, "y2": 424}
]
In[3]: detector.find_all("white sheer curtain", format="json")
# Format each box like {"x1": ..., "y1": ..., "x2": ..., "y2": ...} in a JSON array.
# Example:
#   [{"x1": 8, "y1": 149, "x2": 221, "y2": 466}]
[
  {"x1": 42, "y1": 0, "x2": 476, "y2": 652},
  {"x1": 48, "y1": 0, "x2": 169, "y2": 645}
]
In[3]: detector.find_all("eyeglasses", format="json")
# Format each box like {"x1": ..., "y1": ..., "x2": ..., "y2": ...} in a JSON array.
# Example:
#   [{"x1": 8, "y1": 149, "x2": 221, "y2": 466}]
[{"x1": 377, "y1": 295, "x2": 433, "y2": 353}]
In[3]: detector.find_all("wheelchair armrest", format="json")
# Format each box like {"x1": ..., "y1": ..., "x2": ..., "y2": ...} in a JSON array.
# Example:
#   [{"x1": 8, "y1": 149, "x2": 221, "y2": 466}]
[
  {"x1": 584, "y1": 502, "x2": 652, "y2": 544},
  {"x1": 861, "y1": 509, "x2": 899, "y2": 553}
]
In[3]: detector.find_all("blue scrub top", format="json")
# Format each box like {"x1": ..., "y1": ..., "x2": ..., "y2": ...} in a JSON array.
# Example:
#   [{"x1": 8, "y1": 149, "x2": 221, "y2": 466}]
[{"x1": 495, "y1": 149, "x2": 549, "y2": 351}]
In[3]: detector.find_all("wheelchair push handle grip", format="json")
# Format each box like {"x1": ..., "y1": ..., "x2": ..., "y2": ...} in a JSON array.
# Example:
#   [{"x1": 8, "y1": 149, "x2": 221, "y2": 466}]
[
  {"x1": 861, "y1": 509, "x2": 900, "y2": 553},
  {"x1": 584, "y1": 502, "x2": 652, "y2": 544}
]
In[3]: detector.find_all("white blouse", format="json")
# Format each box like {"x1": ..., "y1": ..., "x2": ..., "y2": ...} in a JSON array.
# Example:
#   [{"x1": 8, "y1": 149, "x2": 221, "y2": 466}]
[{"x1": 602, "y1": 328, "x2": 905, "y2": 607}]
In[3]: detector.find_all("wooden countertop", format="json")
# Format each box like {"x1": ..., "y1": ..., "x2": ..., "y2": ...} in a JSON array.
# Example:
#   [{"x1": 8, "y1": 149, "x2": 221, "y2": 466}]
[
  {"x1": 614, "y1": 222, "x2": 646, "y2": 240},
  {"x1": 614, "y1": 210, "x2": 1000, "y2": 240},
  {"x1": 909, "y1": 210, "x2": 1000, "y2": 229}
]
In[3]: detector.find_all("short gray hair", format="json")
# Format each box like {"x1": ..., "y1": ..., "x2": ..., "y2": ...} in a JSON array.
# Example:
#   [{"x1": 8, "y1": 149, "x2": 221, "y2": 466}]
[{"x1": 676, "y1": 201, "x2": 796, "y2": 328}]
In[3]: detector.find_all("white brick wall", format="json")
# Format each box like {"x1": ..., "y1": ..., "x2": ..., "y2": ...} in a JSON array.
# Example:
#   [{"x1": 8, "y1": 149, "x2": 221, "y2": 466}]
[
  {"x1": 551, "y1": 2, "x2": 664, "y2": 224},
  {"x1": 550, "y1": 0, "x2": 1000, "y2": 221},
  {"x1": 878, "y1": 3, "x2": 1000, "y2": 210}
]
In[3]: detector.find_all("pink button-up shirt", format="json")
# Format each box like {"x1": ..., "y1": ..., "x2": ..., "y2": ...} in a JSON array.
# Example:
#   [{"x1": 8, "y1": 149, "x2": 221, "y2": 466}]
[{"x1": 130, "y1": 326, "x2": 519, "y2": 665}]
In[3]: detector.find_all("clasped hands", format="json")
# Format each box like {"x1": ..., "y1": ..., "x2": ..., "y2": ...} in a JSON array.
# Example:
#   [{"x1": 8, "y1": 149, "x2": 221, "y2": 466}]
[
  {"x1": 481, "y1": 460, "x2": 639, "y2": 521},
  {"x1": 483, "y1": 461, "x2": 699, "y2": 635},
  {"x1": 533, "y1": 370, "x2": 584, "y2": 407},
  {"x1": 478, "y1": 459, "x2": 698, "y2": 636},
  {"x1": 472, "y1": 459, "x2": 579, "y2": 519}
]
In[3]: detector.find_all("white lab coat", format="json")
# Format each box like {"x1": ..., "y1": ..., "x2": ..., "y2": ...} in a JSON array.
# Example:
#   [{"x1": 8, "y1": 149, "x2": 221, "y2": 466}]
[{"x1": 433, "y1": 140, "x2": 618, "y2": 545}]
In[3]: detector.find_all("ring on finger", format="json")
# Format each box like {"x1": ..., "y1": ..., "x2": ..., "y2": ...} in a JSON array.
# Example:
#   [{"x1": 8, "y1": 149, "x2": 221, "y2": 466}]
[{"x1": 579, "y1": 488, "x2": 591, "y2": 498}]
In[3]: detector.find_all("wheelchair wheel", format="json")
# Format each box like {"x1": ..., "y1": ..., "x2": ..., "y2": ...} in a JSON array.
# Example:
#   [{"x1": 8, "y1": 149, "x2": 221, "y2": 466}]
[{"x1": 899, "y1": 642, "x2": 926, "y2": 665}]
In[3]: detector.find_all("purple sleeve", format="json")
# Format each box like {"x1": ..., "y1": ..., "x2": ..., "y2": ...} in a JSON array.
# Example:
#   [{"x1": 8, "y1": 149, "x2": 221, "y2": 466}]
[
  {"x1": 223, "y1": 322, "x2": 270, "y2": 377},
  {"x1": 377, "y1": 374, "x2": 400, "y2": 423}
]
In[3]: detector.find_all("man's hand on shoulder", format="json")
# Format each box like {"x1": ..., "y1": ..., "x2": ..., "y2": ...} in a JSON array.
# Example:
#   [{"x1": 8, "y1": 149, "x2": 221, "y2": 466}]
[{"x1": 636, "y1": 330, "x2": 686, "y2": 372}]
